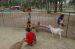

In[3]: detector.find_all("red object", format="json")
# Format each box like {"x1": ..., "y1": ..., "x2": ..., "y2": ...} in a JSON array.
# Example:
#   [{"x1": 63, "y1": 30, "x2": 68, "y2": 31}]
[
  {"x1": 27, "y1": 7, "x2": 32, "y2": 12},
  {"x1": 25, "y1": 32, "x2": 35, "y2": 45}
]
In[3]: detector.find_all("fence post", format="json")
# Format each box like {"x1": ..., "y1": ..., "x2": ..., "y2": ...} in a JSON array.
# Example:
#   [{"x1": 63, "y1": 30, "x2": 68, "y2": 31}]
[
  {"x1": 2, "y1": 12, "x2": 5, "y2": 26},
  {"x1": 66, "y1": 12, "x2": 70, "y2": 37}
]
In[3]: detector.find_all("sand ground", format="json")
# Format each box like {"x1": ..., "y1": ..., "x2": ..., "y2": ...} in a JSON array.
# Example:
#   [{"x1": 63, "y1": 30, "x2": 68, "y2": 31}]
[{"x1": 0, "y1": 27, "x2": 75, "y2": 49}]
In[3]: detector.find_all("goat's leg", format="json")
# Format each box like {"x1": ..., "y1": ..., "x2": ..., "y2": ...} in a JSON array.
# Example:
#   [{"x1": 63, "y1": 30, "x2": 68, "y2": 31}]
[
  {"x1": 52, "y1": 32, "x2": 53, "y2": 37},
  {"x1": 59, "y1": 33, "x2": 61, "y2": 39},
  {"x1": 58, "y1": 32, "x2": 61, "y2": 39}
]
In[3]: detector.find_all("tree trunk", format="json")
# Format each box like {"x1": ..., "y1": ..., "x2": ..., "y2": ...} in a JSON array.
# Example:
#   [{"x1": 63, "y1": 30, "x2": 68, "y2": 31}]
[
  {"x1": 59, "y1": 1, "x2": 63, "y2": 12},
  {"x1": 8, "y1": 0, "x2": 11, "y2": 7},
  {"x1": 74, "y1": 5, "x2": 75, "y2": 11},
  {"x1": 59, "y1": 1, "x2": 60, "y2": 11},
  {"x1": 60, "y1": 2, "x2": 63, "y2": 12},
  {"x1": 54, "y1": 1, "x2": 57, "y2": 13}
]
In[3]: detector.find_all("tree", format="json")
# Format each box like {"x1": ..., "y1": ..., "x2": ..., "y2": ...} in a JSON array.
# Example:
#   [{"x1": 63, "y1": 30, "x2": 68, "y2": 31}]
[
  {"x1": 0, "y1": 0, "x2": 21, "y2": 7},
  {"x1": 21, "y1": 0, "x2": 65, "y2": 13},
  {"x1": 69, "y1": 0, "x2": 75, "y2": 11},
  {"x1": 0, "y1": 0, "x2": 9, "y2": 7},
  {"x1": 53, "y1": 0, "x2": 65, "y2": 12},
  {"x1": 9, "y1": 0, "x2": 21, "y2": 6}
]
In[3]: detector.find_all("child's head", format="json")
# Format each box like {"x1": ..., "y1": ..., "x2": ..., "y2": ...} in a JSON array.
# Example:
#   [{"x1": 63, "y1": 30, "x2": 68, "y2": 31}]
[
  {"x1": 26, "y1": 28, "x2": 31, "y2": 32},
  {"x1": 60, "y1": 14, "x2": 64, "y2": 18}
]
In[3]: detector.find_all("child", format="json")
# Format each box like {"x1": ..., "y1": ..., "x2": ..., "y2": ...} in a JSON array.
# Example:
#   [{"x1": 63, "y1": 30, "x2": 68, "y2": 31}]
[
  {"x1": 57, "y1": 14, "x2": 64, "y2": 27},
  {"x1": 25, "y1": 28, "x2": 36, "y2": 45},
  {"x1": 27, "y1": 7, "x2": 32, "y2": 18},
  {"x1": 26, "y1": 18, "x2": 31, "y2": 31},
  {"x1": 18, "y1": 28, "x2": 36, "y2": 46}
]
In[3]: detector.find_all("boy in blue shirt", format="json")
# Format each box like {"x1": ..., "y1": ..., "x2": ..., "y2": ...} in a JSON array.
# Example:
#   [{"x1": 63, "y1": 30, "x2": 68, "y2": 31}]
[{"x1": 57, "y1": 14, "x2": 64, "y2": 27}]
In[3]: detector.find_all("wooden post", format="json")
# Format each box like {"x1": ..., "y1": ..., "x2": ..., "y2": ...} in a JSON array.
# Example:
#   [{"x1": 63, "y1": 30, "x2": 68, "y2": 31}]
[
  {"x1": 66, "y1": 12, "x2": 70, "y2": 37},
  {"x1": 2, "y1": 12, "x2": 4, "y2": 26}
]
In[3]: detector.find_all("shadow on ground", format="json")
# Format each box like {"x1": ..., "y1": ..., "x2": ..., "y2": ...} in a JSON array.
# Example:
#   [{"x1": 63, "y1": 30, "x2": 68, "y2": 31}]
[
  {"x1": 10, "y1": 42, "x2": 35, "y2": 49},
  {"x1": 10, "y1": 42, "x2": 22, "y2": 49}
]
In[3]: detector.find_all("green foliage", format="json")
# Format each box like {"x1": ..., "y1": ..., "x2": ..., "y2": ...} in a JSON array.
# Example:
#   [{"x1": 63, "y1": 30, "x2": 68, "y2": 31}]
[
  {"x1": 9, "y1": 0, "x2": 21, "y2": 6},
  {"x1": 21, "y1": 0, "x2": 65, "y2": 13},
  {"x1": 0, "y1": 0, "x2": 21, "y2": 7},
  {"x1": 0, "y1": 0, "x2": 67, "y2": 12},
  {"x1": 69, "y1": 0, "x2": 75, "y2": 5}
]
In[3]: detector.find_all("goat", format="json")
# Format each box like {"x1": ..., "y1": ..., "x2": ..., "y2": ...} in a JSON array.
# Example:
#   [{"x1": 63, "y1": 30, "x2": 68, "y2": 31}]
[
  {"x1": 48, "y1": 25, "x2": 64, "y2": 39},
  {"x1": 39, "y1": 24, "x2": 64, "y2": 39}
]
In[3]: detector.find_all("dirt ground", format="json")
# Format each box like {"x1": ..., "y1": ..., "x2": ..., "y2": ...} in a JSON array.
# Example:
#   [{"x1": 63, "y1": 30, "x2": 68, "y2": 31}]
[{"x1": 0, "y1": 27, "x2": 75, "y2": 49}]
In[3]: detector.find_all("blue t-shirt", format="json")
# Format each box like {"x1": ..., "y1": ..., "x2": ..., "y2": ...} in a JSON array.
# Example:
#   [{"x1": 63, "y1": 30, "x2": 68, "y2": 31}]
[{"x1": 57, "y1": 16, "x2": 63, "y2": 24}]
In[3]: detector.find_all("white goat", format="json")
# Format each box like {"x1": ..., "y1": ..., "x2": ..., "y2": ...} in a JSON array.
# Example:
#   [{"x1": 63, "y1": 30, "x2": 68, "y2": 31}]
[{"x1": 48, "y1": 25, "x2": 64, "y2": 39}]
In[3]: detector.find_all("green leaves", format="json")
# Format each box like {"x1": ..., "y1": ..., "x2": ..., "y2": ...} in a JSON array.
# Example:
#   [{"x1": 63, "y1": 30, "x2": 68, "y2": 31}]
[
  {"x1": 9, "y1": 0, "x2": 21, "y2": 6},
  {"x1": 0, "y1": 0, "x2": 21, "y2": 7}
]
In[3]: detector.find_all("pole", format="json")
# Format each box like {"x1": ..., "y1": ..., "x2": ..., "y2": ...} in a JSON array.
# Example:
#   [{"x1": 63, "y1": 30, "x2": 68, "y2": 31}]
[
  {"x1": 2, "y1": 12, "x2": 4, "y2": 26},
  {"x1": 66, "y1": 12, "x2": 70, "y2": 37}
]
